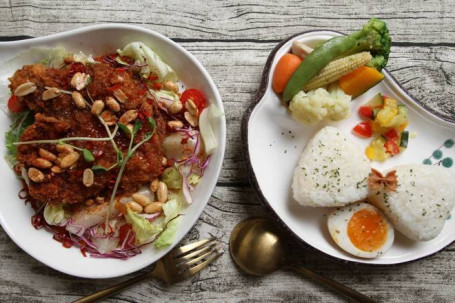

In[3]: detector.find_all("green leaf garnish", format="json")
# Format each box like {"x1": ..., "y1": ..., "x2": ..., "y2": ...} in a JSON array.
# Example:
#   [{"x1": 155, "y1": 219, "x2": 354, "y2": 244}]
[
  {"x1": 133, "y1": 120, "x2": 142, "y2": 135},
  {"x1": 147, "y1": 117, "x2": 156, "y2": 130},
  {"x1": 91, "y1": 165, "x2": 108, "y2": 173},
  {"x1": 82, "y1": 149, "x2": 95, "y2": 162},
  {"x1": 118, "y1": 123, "x2": 131, "y2": 134}
]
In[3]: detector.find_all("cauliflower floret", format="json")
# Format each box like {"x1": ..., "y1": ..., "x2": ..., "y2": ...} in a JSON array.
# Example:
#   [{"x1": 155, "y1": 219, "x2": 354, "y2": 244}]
[{"x1": 289, "y1": 83, "x2": 351, "y2": 124}]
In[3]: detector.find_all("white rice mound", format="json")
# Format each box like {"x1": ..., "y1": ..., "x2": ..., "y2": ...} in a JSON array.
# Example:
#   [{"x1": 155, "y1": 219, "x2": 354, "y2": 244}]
[
  {"x1": 292, "y1": 126, "x2": 371, "y2": 207},
  {"x1": 368, "y1": 164, "x2": 455, "y2": 241}
]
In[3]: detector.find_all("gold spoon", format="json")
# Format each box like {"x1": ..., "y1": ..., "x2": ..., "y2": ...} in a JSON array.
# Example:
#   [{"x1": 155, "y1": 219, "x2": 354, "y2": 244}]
[{"x1": 229, "y1": 217, "x2": 376, "y2": 303}]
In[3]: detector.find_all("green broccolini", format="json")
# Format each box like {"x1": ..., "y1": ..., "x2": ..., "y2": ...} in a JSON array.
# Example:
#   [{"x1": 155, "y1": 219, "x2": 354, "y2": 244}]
[{"x1": 283, "y1": 18, "x2": 391, "y2": 102}]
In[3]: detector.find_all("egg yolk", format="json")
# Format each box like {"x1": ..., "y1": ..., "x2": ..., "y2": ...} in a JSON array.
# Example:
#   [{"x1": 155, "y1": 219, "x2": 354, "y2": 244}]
[{"x1": 347, "y1": 209, "x2": 388, "y2": 252}]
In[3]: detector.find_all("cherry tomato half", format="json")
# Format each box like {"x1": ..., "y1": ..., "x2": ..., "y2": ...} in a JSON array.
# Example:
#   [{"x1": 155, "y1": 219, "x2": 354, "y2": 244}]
[
  {"x1": 358, "y1": 106, "x2": 373, "y2": 119},
  {"x1": 8, "y1": 95, "x2": 25, "y2": 113},
  {"x1": 180, "y1": 89, "x2": 207, "y2": 111},
  {"x1": 352, "y1": 121, "x2": 372, "y2": 138},
  {"x1": 384, "y1": 139, "x2": 400, "y2": 155}
]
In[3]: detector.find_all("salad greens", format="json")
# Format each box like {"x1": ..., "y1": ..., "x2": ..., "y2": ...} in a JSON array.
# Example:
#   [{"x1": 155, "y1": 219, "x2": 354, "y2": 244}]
[
  {"x1": 5, "y1": 111, "x2": 34, "y2": 167},
  {"x1": 117, "y1": 42, "x2": 178, "y2": 82},
  {"x1": 43, "y1": 203, "x2": 70, "y2": 226}
]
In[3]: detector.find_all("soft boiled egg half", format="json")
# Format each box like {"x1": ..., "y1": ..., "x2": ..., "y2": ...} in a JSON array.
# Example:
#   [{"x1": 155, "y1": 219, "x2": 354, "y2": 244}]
[{"x1": 327, "y1": 202, "x2": 394, "y2": 258}]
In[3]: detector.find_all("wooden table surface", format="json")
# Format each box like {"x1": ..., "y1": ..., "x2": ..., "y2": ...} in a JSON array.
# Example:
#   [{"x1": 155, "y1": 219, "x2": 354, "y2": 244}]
[{"x1": 1, "y1": 1, "x2": 454, "y2": 302}]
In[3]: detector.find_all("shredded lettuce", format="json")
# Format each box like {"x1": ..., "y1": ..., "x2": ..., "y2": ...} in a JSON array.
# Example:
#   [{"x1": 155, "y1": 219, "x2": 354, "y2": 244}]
[
  {"x1": 187, "y1": 173, "x2": 201, "y2": 185},
  {"x1": 117, "y1": 42, "x2": 178, "y2": 82},
  {"x1": 4, "y1": 111, "x2": 34, "y2": 167},
  {"x1": 153, "y1": 89, "x2": 180, "y2": 103},
  {"x1": 162, "y1": 167, "x2": 182, "y2": 189},
  {"x1": 125, "y1": 199, "x2": 181, "y2": 246},
  {"x1": 155, "y1": 217, "x2": 181, "y2": 248},
  {"x1": 43, "y1": 203, "x2": 71, "y2": 226},
  {"x1": 199, "y1": 105, "x2": 223, "y2": 155}
]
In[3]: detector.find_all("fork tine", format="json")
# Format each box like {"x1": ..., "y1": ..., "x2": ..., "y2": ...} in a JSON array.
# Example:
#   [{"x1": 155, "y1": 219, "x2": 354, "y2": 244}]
[
  {"x1": 174, "y1": 249, "x2": 223, "y2": 282},
  {"x1": 171, "y1": 238, "x2": 215, "y2": 257},
  {"x1": 174, "y1": 240, "x2": 218, "y2": 263},
  {"x1": 179, "y1": 243, "x2": 222, "y2": 268}
]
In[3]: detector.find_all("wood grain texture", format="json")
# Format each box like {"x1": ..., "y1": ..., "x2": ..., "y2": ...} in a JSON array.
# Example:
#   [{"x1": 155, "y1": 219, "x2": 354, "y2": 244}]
[{"x1": 0, "y1": 0, "x2": 454, "y2": 302}]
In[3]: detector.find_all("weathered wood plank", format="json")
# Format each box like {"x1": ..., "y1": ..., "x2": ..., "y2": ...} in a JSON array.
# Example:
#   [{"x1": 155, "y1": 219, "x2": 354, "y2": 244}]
[{"x1": 0, "y1": 0, "x2": 454, "y2": 43}]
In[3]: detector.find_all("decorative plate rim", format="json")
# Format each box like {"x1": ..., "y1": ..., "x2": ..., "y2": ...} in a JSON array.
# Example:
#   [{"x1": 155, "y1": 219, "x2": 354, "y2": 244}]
[{"x1": 241, "y1": 29, "x2": 455, "y2": 267}]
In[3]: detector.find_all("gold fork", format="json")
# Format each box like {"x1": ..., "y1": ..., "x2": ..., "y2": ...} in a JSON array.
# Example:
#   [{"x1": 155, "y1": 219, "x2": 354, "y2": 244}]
[{"x1": 74, "y1": 238, "x2": 223, "y2": 303}]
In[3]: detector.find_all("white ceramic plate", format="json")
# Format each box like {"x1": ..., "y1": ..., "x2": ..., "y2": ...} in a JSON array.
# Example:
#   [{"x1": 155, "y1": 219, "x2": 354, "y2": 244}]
[
  {"x1": 0, "y1": 24, "x2": 226, "y2": 278},
  {"x1": 243, "y1": 30, "x2": 455, "y2": 265}
]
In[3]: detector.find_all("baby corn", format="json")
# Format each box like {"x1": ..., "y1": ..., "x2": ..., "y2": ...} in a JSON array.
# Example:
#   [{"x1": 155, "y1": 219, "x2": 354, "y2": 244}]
[{"x1": 304, "y1": 52, "x2": 372, "y2": 91}]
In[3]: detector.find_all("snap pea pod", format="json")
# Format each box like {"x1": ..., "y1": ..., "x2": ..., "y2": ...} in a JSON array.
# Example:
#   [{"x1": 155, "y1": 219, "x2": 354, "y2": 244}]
[{"x1": 282, "y1": 35, "x2": 358, "y2": 102}]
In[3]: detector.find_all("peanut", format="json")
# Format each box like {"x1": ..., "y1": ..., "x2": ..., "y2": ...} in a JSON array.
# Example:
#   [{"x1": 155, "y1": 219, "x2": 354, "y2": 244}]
[
  {"x1": 113, "y1": 89, "x2": 128, "y2": 103},
  {"x1": 56, "y1": 144, "x2": 74, "y2": 154},
  {"x1": 38, "y1": 148, "x2": 57, "y2": 161},
  {"x1": 132, "y1": 193, "x2": 151, "y2": 207},
  {"x1": 150, "y1": 178, "x2": 159, "y2": 192},
  {"x1": 51, "y1": 166, "x2": 65, "y2": 174},
  {"x1": 184, "y1": 111, "x2": 198, "y2": 127},
  {"x1": 14, "y1": 82, "x2": 37, "y2": 97},
  {"x1": 28, "y1": 167, "x2": 45, "y2": 183},
  {"x1": 167, "y1": 120, "x2": 183, "y2": 129},
  {"x1": 42, "y1": 87, "x2": 61, "y2": 101},
  {"x1": 71, "y1": 91, "x2": 86, "y2": 109},
  {"x1": 59, "y1": 152, "x2": 80, "y2": 168},
  {"x1": 32, "y1": 158, "x2": 53, "y2": 169},
  {"x1": 100, "y1": 110, "x2": 117, "y2": 126},
  {"x1": 163, "y1": 81, "x2": 179, "y2": 93},
  {"x1": 167, "y1": 100, "x2": 183, "y2": 114},
  {"x1": 119, "y1": 110, "x2": 138, "y2": 124},
  {"x1": 82, "y1": 168, "x2": 94, "y2": 187},
  {"x1": 185, "y1": 99, "x2": 198, "y2": 116},
  {"x1": 128, "y1": 201, "x2": 143, "y2": 213},
  {"x1": 157, "y1": 181, "x2": 168, "y2": 203},
  {"x1": 105, "y1": 96, "x2": 120, "y2": 112},
  {"x1": 91, "y1": 100, "x2": 105, "y2": 116},
  {"x1": 144, "y1": 202, "x2": 163, "y2": 214}
]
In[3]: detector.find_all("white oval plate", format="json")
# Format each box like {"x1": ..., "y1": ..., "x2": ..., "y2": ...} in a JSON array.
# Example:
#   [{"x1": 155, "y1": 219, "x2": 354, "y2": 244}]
[
  {"x1": 0, "y1": 24, "x2": 226, "y2": 278},
  {"x1": 243, "y1": 30, "x2": 455, "y2": 265}
]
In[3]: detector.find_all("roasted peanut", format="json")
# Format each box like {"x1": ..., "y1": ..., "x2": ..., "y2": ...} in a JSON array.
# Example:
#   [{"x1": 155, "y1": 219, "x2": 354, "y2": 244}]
[
  {"x1": 82, "y1": 168, "x2": 94, "y2": 187},
  {"x1": 119, "y1": 110, "x2": 138, "y2": 124},
  {"x1": 132, "y1": 193, "x2": 151, "y2": 207},
  {"x1": 71, "y1": 72, "x2": 91, "y2": 90},
  {"x1": 38, "y1": 148, "x2": 57, "y2": 161},
  {"x1": 71, "y1": 91, "x2": 86, "y2": 109},
  {"x1": 32, "y1": 158, "x2": 53, "y2": 169},
  {"x1": 150, "y1": 178, "x2": 159, "y2": 192},
  {"x1": 105, "y1": 96, "x2": 120, "y2": 112},
  {"x1": 28, "y1": 167, "x2": 45, "y2": 183},
  {"x1": 185, "y1": 99, "x2": 198, "y2": 116},
  {"x1": 128, "y1": 201, "x2": 143, "y2": 213},
  {"x1": 85, "y1": 199, "x2": 95, "y2": 206},
  {"x1": 113, "y1": 89, "x2": 128, "y2": 103},
  {"x1": 59, "y1": 152, "x2": 80, "y2": 168},
  {"x1": 144, "y1": 202, "x2": 163, "y2": 214},
  {"x1": 100, "y1": 110, "x2": 117, "y2": 126},
  {"x1": 14, "y1": 82, "x2": 37, "y2": 97},
  {"x1": 91, "y1": 100, "x2": 105, "y2": 116},
  {"x1": 42, "y1": 87, "x2": 61, "y2": 101},
  {"x1": 167, "y1": 100, "x2": 183, "y2": 114},
  {"x1": 96, "y1": 196, "x2": 105, "y2": 204},
  {"x1": 184, "y1": 111, "x2": 198, "y2": 127},
  {"x1": 51, "y1": 166, "x2": 65, "y2": 174},
  {"x1": 56, "y1": 144, "x2": 74, "y2": 154},
  {"x1": 167, "y1": 120, "x2": 183, "y2": 129},
  {"x1": 157, "y1": 181, "x2": 168, "y2": 203},
  {"x1": 163, "y1": 81, "x2": 179, "y2": 93}
]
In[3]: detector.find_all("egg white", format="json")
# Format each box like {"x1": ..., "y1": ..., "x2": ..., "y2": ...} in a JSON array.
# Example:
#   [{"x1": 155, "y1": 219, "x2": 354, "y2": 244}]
[{"x1": 327, "y1": 202, "x2": 394, "y2": 258}]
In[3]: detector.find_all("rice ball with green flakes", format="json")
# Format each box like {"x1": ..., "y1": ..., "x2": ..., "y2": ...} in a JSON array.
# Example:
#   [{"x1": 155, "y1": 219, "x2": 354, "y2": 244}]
[
  {"x1": 368, "y1": 164, "x2": 455, "y2": 241},
  {"x1": 292, "y1": 126, "x2": 371, "y2": 207}
]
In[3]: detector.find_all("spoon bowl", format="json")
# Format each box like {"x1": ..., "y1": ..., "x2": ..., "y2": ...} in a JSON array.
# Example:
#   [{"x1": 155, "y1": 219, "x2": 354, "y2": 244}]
[{"x1": 229, "y1": 217, "x2": 286, "y2": 276}]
